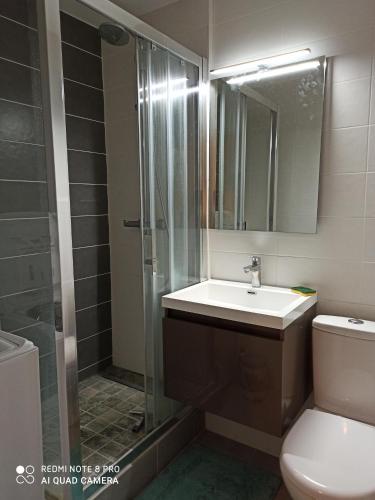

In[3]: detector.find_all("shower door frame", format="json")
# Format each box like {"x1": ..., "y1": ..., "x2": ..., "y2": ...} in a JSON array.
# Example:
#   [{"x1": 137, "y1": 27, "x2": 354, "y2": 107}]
[{"x1": 38, "y1": 0, "x2": 208, "y2": 498}]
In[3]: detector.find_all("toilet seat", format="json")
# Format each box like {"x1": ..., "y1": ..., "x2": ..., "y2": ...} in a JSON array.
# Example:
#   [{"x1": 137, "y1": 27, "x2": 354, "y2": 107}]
[{"x1": 281, "y1": 409, "x2": 375, "y2": 499}]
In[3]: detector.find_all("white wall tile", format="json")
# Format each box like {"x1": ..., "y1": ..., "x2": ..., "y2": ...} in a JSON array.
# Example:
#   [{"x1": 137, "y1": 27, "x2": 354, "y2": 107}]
[
  {"x1": 211, "y1": 6, "x2": 287, "y2": 68},
  {"x1": 212, "y1": 0, "x2": 375, "y2": 68},
  {"x1": 281, "y1": 0, "x2": 375, "y2": 51},
  {"x1": 208, "y1": 229, "x2": 278, "y2": 255},
  {"x1": 364, "y1": 218, "x2": 375, "y2": 261},
  {"x1": 322, "y1": 127, "x2": 368, "y2": 174},
  {"x1": 276, "y1": 256, "x2": 361, "y2": 303},
  {"x1": 318, "y1": 173, "x2": 366, "y2": 217},
  {"x1": 210, "y1": 251, "x2": 277, "y2": 284},
  {"x1": 360, "y1": 262, "x2": 375, "y2": 305},
  {"x1": 367, "y1": 125, "x2": 375, "y2": 171},
  {"x1": 209, "y1": 0, "x2": 375, "y2": 321},
  {"x1": 317, "y1": 299, "x2": 360, "y2": 318},
  {"x1": 369, "y1": 78, "x2": 375, "y2": 125},
  {"x1": 213, "y1": 0, "x2": 290, "y2": 25},
  {"x1": 277, "y1": 217, "x2": 364, "y2": 260},
  {"x1": 330, "y1": 51, "x2": 372, "y2": 83},
  {"x1": 305, "y1": 28, "x2": 374, "y2": 62},
  {"x1": 365, "y1": 172, "x2": 375, "y2": 216},
  {"x1": 358, "y1": 304, "x2": 375, "y2": 321},
  {"x1": 330, "y1": 78, "x2": 370, "y2": 129}
]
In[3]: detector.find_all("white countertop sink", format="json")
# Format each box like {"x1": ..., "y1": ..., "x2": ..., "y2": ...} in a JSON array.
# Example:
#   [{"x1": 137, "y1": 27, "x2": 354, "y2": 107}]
[{"x1": 162, "y1": 279, "x2": 317, "y2": 329}]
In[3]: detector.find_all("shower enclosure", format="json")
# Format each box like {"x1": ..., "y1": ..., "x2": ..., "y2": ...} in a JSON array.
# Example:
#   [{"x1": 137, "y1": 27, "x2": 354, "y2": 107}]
[
  {"x1": 138, "y1": 38, "x2": 202, "y2": 428},
  {"x1": 36, "y1": 0, "x2": 207, "y2": 498}
]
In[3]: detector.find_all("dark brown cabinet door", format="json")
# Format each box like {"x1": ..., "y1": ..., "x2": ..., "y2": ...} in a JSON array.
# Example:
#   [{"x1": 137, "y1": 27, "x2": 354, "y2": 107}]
[{"x1": 163, "y1": 317, "x2": 283, "y2": 435}]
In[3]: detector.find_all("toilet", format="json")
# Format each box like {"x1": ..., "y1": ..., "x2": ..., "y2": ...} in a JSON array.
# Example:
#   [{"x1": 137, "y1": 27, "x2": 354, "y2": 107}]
[{"x1": 280, "y1": 315, "x2": 375, "y2": 500}]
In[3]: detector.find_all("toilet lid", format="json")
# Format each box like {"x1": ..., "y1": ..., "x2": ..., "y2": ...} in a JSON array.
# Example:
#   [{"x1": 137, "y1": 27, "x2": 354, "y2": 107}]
[{"x1": 281, "y1": 409, "x2": 375, "y2": 498}]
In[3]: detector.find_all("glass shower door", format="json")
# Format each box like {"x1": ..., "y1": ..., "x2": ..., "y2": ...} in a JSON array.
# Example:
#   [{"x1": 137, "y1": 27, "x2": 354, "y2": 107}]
[{"x1": 137, "y1": 39, "x2": 201, "y2": 429}]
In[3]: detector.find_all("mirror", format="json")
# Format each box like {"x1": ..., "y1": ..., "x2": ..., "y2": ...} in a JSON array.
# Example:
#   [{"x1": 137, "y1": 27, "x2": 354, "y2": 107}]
[{"x1": 210, "y1": 56, "x2": 326, "y2": 233}]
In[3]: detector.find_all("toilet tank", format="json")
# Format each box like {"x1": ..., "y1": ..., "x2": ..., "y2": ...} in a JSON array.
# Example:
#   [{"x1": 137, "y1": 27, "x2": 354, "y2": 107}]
[{"x1": 313, "y1": 315, "x2": 375, "y2": 426}]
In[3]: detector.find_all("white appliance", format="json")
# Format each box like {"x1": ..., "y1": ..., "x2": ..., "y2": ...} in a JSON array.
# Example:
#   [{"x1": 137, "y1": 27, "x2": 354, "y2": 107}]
[
  {"x1": 280, "y1": 316, "x2": 375, "y2": 500},
  {"x1": 0, "y1": 330, "x2": 44, "y2": 500}
]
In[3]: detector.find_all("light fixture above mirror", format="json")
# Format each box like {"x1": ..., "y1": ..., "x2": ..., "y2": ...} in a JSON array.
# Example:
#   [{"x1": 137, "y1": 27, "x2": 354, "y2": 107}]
[
  {"x1": 210, "y1": 48, "x2": 312, "y2": 79},
  {"x1": 227, "y1": 59, "x2": 321, "y2": 85}
]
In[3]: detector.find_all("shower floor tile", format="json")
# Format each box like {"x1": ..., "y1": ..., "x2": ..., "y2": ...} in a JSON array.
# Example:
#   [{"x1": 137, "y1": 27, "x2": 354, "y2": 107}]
[{"x1": 78, "y1": 373, "x2": 146, "y2": 484}]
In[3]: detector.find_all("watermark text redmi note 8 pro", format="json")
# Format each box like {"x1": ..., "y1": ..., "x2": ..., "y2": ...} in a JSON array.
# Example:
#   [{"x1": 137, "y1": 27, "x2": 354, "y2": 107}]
[{"x1": 16, "y1": 464, "x2": 120, "y2": 487}]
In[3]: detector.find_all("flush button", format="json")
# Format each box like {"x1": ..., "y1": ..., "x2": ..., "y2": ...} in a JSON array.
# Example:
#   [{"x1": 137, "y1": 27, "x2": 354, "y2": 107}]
[{"x1": 348, "y1": 318, "x2": 364, "y2": 325}]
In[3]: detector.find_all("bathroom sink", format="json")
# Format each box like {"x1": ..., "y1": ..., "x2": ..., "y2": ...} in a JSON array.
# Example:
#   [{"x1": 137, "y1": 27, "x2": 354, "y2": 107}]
[{"x1": 162, "y1": 279, "x2": 317, "y2": 329}]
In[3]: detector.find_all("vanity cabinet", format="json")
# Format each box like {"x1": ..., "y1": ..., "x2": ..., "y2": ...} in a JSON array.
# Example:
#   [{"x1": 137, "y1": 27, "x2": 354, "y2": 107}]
[{"x1": 163, "y1": 307, "x2": 315, "y2": 437}]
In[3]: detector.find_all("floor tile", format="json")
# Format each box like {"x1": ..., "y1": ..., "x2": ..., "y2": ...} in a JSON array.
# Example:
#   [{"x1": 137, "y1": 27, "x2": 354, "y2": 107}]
[
  {"x1": 79, "y1": 386, "x2": 99, "y2": 400},
  {"x1": 114, "y1": 414, "x2": 138, "y2": 430},
  {"x1": 97, "y1": 441, "x2": 127, "y2": 460},
  {"x1": 81, "y1": 445, "x2": 92, "y2": 460},
  {"x1": 83, "y1": 451, "x2": 109, "y2": 469},
  {"x1": 87, "y1": 403, "x2": 112, "y2": 417},
  {"x1": 86, "y1": 416, "x2": 112, "y2": 434},
  {"x1": 91, "y1": 379, "x2": 113, "y2": 392},
  {"x1": 80, "y1": 412, "x2": 93, "y2": 427},
  {"x1": 84, "y1": 433, "x2": 110, "y2": 452},
  {"x1": 98, "y1": 423, "x2": 123, "y2": 441},
  {"x1": 80, "y1": 426, "x2": 96, "y2": 443},
  {"x1": 88, "y1": 391, "x2": 111, "y2": 406},
  {"x1": 78, "y1": 373, "x2": 146, "y2": 482}
]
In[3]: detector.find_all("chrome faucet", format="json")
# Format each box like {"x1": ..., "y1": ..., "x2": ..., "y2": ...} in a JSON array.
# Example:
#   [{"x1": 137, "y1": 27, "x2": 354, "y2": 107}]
[{"x1": 243, "y1": 256, "x2": 262, "y2": 288}]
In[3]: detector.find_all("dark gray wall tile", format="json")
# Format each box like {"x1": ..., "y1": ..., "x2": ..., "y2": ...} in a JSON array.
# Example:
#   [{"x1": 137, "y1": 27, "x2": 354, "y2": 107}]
[
  {"x1": 76, "y1": 301, "x2": 111, "y2": 340},
  {"x1": 0, "y1": 16, "x2": 39, "y2": 67},
  {"x1": 16, "y1": 323, "x2": 56, "y2": 356},
  {"x1": 75, "y1": 274, "x2": 111, "y2": 310},
  {"x1": 71, "y1": 215, "x2": 109, "y2": 247},
  {"x1": 78, "y1": 357, "x2": 112, "y2": 381},
  {"x1": 40, "y1": 351, "x2": 58, "y2": 389},
  {"x1": 66, "y1": 114, "x2": 105, "y2": 153},
  {"x1": 0, "y1": 0, "x2": 60, "y2": 451},
  {"x1": 73, "y1": 245, "x2": 110, "y2": 279},
  {"x1": 0, "y1": 0, "x2": 37, "y2": 28},
  {"x1": 0, "y1": 141, "x2": 46, "y2": 181},
  {"x1": 0, "y1": 59, "x2": 41, "y2": 106},
  {"x1": 68, "y1": 150, "x2": 107, "y2": 184},
  {"x1": 60, "y1": 12, "x2": 101, "y2": 57},
  {"x1": 62, "y1": 43, "x2": 102, "y2": 89},
  {"x1": 0, "y1": 287, "x2": 54, "y2": 332},
  {"x1": 0, "y1": 181, "x2": 48, "y2": 218},
  {"x1": 70, "y1": 184, "x2": 108, "y2": 216},
  {"x1": 64, "y1": 79, "x2": 104, "y2": 122},
  {"x1": 77, "y1": 330, "x2": 112, "y2": 370},
  {"x1": 0, "y1": 218, "x2": 50, "y2": 258},
  {"x1": 62, "y1": 11, "x2": 112, "y2": 373},
  {"x1": 0, "y1": 253, "x2": 53, "y2": 298},
  {"x1": 40, "y1": 384, "x2": 59, "y2": 422},
  {"x1": 0, "y1": 100, "x2": 44, "y2": 143}
]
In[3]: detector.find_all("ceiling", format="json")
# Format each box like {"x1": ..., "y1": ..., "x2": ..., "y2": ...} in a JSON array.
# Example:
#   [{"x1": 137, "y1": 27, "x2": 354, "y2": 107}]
[
  {"x1": 59, "y1": 0, "x2": 180, "y2": 30},
  {"x1": 110, "y1": 0, "x2": 180, "y2": 17}
]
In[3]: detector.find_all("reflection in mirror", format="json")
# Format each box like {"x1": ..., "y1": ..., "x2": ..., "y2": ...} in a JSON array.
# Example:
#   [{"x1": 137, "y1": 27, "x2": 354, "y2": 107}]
[{"x1": 210, "y1": 57, "x2": 326, "y2": 233}]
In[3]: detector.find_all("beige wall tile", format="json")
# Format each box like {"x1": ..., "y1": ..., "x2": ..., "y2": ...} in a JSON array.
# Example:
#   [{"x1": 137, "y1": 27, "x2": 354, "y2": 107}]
[{"x1": 322, "y1": 127, "x2": 368, "y2": 174}]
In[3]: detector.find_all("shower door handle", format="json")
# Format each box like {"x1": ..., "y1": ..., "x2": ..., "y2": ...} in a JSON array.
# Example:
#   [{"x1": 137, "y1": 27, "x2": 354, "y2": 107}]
[{"x1": 123, "y1": 219, "x2": 140, "y2": 228}]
